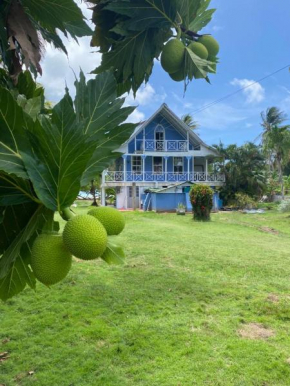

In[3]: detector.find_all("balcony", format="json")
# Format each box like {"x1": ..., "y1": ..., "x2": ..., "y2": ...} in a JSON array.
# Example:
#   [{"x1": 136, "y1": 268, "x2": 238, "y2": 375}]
[
  {"x1": 103, "y1": 171, "x2": 225, "y2": 183},
  {"x1": 135, "y1": 139, "x2": 189, "y2": 152}
]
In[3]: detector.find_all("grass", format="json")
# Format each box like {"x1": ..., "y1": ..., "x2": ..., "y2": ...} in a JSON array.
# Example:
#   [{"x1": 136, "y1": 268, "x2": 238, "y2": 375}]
[{"x1": 1, "y1": 206, "x2": 290, "y2": 385}]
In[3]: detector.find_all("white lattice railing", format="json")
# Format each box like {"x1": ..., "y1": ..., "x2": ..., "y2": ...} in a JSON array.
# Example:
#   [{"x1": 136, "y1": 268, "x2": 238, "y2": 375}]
[
  {"x1": 136, "y1": 140, "x2": 189, "y2": 152},
  {"x1": 104, "y1": 171, "x2": 225, "y2": 183}
]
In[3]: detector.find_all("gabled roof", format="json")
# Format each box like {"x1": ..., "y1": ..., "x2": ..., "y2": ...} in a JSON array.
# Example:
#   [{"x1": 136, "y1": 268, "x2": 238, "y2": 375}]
[{"x1": 126, "y1": 103, "x2": 220, "y2": 156}]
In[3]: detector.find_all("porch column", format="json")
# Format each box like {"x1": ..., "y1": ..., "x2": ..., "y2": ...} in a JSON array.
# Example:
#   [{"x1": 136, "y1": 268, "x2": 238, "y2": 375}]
[
  {"x1": 187, "y1": 131, "x2": 189, "y2": 151},
  {"x1": 101, "y1": 187, "x2": 106, "y2": 206},
  {"x1": 122, "y1": 154, "x2": 128, "y2": 182},
  {"x1": 164, "y1": 156, "x2": 169, "y2": 181},
  {"x1": 205, "y1": 158, "x2": 208, "y2": 181},
  {"x1": 141, "y1": 155, "x2": 147, "y2": 181},
  {"x1": 186, "y1": 156, "x2": 192, "y2": 181}
]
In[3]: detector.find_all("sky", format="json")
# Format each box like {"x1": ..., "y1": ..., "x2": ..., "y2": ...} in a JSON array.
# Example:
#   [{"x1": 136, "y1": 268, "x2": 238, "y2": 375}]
[{"x1": 39, "y1": 0, "x2": 290, "y2": 147}]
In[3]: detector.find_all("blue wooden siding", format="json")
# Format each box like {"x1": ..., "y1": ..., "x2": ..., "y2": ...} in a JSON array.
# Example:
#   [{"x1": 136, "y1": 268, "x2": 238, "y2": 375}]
[
  {"x1": 128, "y1": 114, "x2": 195, "y2": 153},
  {"x1": 126, "y1": 156, "x2": 192, "y2": 173},
  {"x1": 142, "y1": 191, "x2": 223, "y2": 212}
]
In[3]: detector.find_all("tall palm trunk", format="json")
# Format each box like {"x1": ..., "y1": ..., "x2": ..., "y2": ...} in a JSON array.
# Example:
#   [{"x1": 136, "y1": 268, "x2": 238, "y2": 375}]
[{"x1": 276, "y1": 154, "x2": 284, "y2": 200}]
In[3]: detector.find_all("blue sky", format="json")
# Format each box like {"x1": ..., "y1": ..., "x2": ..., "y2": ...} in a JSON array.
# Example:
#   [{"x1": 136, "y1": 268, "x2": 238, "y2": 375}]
[{"x1": 40, "y1": 0, "x2": 290, "y2": 147}]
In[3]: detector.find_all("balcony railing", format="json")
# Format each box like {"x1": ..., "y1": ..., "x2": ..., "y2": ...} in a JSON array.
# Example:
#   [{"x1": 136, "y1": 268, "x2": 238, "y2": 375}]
[
  {"x1": 136, "y1": 139, "x2": 189, "y2": 152},
  {"x1": 104, "y1": 171, "x2": 225, "y2": 183}
]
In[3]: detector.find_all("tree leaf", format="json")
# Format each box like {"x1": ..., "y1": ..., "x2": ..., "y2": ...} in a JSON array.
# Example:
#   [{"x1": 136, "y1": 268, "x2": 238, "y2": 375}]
[
  {"x1": 20, "y1": 93, "x2": 96, "y2": 212},
  {"x1": 0, "y1": 172, "x2": 37, "y2": 205},
  {"x1": 0, "y1": 87, "x2": 30, "y2": 179},
  {"x1": 73, "y1": 71, "x2": 137, "y2": 185},
  {"x1": 188, "y1": 0, "x2": 215, "y2": 32},
  {"x1": 91, "y1": 0, "x2": 216, "y2": 94},
  {"x1": 23, "y1": 0, "x2": 92, "y2": 39},
  {"x1": 101, "y1": 238, "x2": 125, "y2": 265},
  {"x1": 0, "y1": 204, "x2": 51, "y2": 282},
  {"x1": 0, "y1": 255, "x2": 36, "y2": 301}
]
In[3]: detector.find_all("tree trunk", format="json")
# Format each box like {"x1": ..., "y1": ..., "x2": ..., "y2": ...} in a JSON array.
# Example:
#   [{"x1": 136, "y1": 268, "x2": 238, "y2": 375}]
[
  {"x1": 90, "y1": 180, "x2": 98, "y2": 206},
  {"x1": 277, "y1": 156, "x2": 284, "y2": 200}
]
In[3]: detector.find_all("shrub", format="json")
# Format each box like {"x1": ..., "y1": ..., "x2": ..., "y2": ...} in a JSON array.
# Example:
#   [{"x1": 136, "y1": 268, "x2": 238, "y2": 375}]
[
  {"x1": 190, "y1": 185, "x2": 213, "y2": 221},
  {"x1": 278, "y1": 200, "x2": 290, "y2": 213},
  {"x1": 229, "y1": 193, "x2": 257, "y2": 210}
]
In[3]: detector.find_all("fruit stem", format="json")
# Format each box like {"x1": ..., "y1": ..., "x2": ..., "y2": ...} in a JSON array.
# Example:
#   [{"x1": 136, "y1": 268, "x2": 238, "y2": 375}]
[
  {"x1": 176, "y1": 26, "x2": 182, "y2": 40},
  {"x1": 60, "y1": 207, "x2": 76, "y2": 221}
]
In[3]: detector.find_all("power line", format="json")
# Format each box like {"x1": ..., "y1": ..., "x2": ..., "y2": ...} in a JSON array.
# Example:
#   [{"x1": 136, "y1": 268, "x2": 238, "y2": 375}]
[{"x1": 191, "y1": 64, "x2": 290, "y2": 116}]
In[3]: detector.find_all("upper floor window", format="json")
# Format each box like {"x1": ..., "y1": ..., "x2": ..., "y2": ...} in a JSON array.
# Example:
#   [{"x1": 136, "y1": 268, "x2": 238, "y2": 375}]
[
  {"x1": 155, "y1": 125, "x2": 165, "y2": 151},
  {"x1": 132, "y1": 156, "x2": 142, "y2": 174},
  {"x1": 174, "y1": 157, "x2": 183, "y2": 173}
]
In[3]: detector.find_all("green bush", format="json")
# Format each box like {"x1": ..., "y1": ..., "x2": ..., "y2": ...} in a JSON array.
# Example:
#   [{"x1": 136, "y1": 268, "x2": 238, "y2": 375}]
[
  {"x1": 229, "y1": 192, "x2": 257, "y2": 210},
  {"x1": 190, "y1": 185, "x2": 213, "y2": 221}
]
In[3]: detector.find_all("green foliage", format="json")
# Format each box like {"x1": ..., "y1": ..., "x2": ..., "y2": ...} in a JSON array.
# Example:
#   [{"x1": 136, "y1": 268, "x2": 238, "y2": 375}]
[
  {"x1": 228, "y1": 192, "x2": 257, "y2": 210},
  {"x1": 0, "y1": 71, "x2": 135, "y2": 300},
  {"x1": 91, "y1": 0, "x2": 218, "y2": 95},
  {"x1": 0, "y1": 0, "x2": 92, "y2": 77},
  {"x1": 190, "y1": 184, "x2": 213, "y2": 221},
  {"x1": 213, "y1": 142, "x2": 267, "y2": 204}
]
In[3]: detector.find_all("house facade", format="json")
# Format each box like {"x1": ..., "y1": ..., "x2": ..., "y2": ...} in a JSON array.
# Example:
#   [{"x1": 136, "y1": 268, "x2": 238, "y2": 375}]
[{"x1": 101, "y1": 104, "x2": 225, "y2": 210}]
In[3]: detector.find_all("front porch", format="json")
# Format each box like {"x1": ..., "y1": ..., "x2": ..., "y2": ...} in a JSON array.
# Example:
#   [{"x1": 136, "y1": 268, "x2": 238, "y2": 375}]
[{"x1": 103, "y1": 171, "x2": 225, "y2": 184}]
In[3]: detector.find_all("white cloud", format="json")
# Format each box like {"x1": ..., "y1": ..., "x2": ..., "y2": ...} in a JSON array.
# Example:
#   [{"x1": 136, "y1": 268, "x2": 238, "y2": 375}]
[
  {"x1": 37, "y1": 2, "x2": 101, "y2": 102},
  {"x1": 231, "y1": 78, "x2": 265, "y2": 104},
  {"x1": 126, "y1": 83, "x2": 167, "y2": 107},
  {"x1": 126, "y1": 109, "x2": 146, "y2": 123}
]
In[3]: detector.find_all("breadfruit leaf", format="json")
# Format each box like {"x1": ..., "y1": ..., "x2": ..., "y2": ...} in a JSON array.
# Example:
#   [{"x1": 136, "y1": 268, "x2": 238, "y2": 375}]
[
  {"x1": 0, "y1": 172, "x2": 37, "y2": 206},
  {"x1": 73, "y1": 71, "x2": 136, "y2": 185},
  {"x1": 101, "y1": 238, "x2": 125, "y2": 265},
  {"x1": 91, "y1": 0, "x2": 216, "y2": 94},
  {"x1": 20, "y1": 93, "x2": 96, "y2": 212},
  {"x1": 0, "y1": 204, "x2": 49, "y2": 280},
  {"x1": 0, "y1": 86, "x2": 31, "y2": 179},
  {"x1": 0, "y1": 255, "x2": 35, "y2": 301},
  {"x1": 22, "y1": 0, "x2": 92, "y2": 39}
]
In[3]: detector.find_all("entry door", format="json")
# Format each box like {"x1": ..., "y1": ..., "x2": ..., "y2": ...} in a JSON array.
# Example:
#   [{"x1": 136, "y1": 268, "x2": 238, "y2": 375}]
[{"x1": 127, "y1": 186, "x2": 140, "y2": 208}]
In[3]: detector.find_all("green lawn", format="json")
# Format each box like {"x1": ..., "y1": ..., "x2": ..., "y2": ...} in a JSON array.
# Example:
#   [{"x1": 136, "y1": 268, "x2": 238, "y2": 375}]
[{"x1": 1, "y1": 207, "x2": 290, "y2": 385}]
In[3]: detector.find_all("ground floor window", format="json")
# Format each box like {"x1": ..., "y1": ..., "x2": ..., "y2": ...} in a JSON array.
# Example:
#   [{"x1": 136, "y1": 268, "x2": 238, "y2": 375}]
[
  {"x1": 132, "y1": 156, "x2": 142, "y2": 173},
  {"x1": 129, "y1": 186, "x2": 140, "y2": 198},
  {"x1": 153, "y1": 157, "x2": 163, "y2": 173},
  {"x1": 173, "y1": 157, "x2": 183, "y2": 173}
]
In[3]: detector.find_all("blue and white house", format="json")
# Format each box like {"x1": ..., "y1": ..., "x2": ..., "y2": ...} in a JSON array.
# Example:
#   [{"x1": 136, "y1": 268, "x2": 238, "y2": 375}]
[{"x1": 101, "y1": 104, "x2": 225, "y2": 211}]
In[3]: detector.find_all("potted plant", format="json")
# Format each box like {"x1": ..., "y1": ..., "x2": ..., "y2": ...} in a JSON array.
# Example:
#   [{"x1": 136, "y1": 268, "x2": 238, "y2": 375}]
[{"x1": 176, "y1": 202, "x2": 186, "y2": 215}]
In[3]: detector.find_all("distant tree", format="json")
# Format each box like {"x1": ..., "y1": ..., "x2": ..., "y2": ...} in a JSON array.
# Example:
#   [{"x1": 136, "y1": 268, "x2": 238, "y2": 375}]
[
  {"x1": 181, "y1": 114, "x2": 199, "y2": 131},
  {"x1": 213, "y1": 142, "x2": 267, "y2": 204},
  {"x1": 260, "y1": 107, "x2": 290, "y2": 199}
]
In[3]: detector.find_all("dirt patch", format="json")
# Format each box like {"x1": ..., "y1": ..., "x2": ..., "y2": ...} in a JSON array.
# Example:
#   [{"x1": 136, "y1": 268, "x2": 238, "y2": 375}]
[
  {"x1": 266, "y1": 294, "x2": 280, "y2": 303},
  {"x1": 238, "y1": 323, "x2": 275, "y2": 340},
  {"x1": 259, "y1": 226, "x2": 279, "y2": 235}
]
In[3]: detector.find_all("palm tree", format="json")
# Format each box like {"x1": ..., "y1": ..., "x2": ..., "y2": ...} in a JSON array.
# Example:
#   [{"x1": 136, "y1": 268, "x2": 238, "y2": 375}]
[
  {"x1": 260, "y1": 107, "x2": 290, "y2": 199},
  {"x1": 263, "y1": 126, "x2": 290, "y2": 199},
  {"x1": 181, "y1": 114, "x2": 199, "y2": 131}
]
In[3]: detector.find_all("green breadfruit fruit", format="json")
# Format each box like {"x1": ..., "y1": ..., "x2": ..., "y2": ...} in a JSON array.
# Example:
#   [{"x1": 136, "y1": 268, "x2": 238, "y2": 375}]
[
  {"x1": 188, "y1": 42, "x2": 208, "y2": 59},
  {"x1": 31, "y1": 234, "x2": 72, "y2": 286},
  {"x1": 161, "y1": 39, "x2": 185, "y2": 74},
  {"x1": 197, "y1": 35, "x2": 219, "y2": 57},
  {"x1": 169, "y1": 68, "x2": 185, "y2": 82},
  {"x1": 88, "y1": 207, "x2": 125, "y2": 236},
  {"x1": 208, "y1": 55, "x2": 217, "y2": 73},
  {"x1": 63, "y1": 215, "x2": 107, "y2": 260}
]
